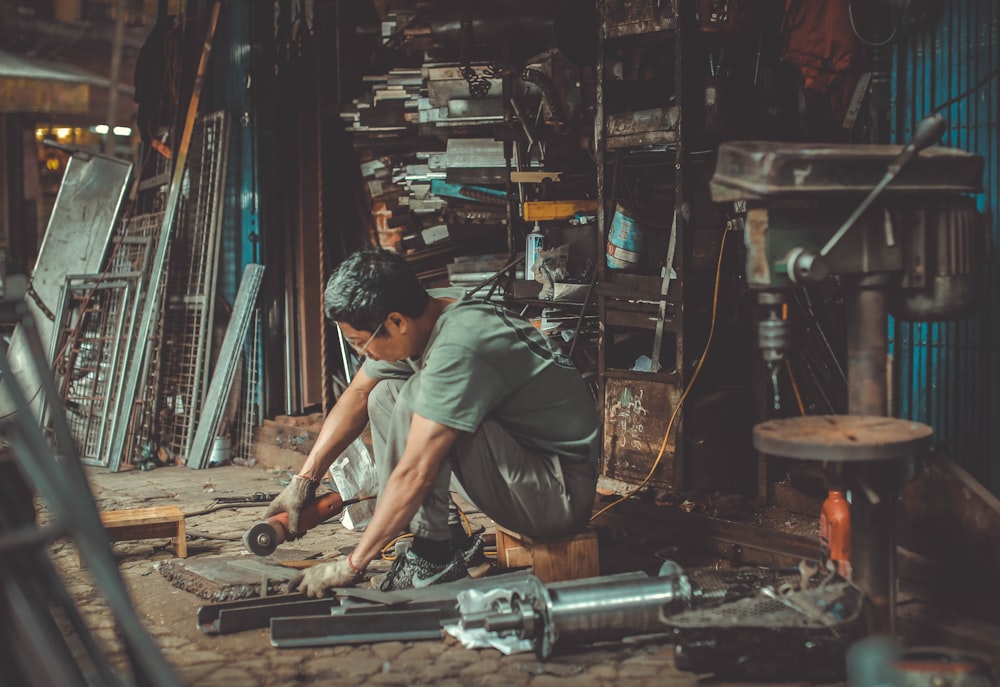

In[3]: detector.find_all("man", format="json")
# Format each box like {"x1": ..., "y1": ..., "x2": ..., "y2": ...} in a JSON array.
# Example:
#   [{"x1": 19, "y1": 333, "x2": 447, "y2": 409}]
[{"x1": 267, "y1": 247, "x2": 599, "y2": 595}]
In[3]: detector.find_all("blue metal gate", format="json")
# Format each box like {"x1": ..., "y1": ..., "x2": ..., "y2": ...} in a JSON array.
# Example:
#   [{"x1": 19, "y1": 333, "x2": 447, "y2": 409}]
[{"x1": 892, "y1": 1, "x2": 999, "y2": 492}]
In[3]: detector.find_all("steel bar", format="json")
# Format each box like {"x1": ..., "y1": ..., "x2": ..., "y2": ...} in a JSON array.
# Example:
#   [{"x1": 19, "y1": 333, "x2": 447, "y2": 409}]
[
  {"x1": 270, "y1": 608, "x2": 445, "y2": 648},
  {"x1": 197, "y1": 594, "x2": 339, "y2": 635},
  {"x1": 650, "y1": 209, "x2": 679, "y2": 372}
]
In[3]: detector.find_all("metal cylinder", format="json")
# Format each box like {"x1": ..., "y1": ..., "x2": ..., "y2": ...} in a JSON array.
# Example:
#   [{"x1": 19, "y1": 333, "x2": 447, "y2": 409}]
[
  {"x1": 848, "y1": 459, "x2": 910, "y2": 637},
  {"x1": 528, "y1": 562, "x2": 693, "y2": 658},
  {"x1": 846, "y1": 287, "x2": 888, "y2": 416}
]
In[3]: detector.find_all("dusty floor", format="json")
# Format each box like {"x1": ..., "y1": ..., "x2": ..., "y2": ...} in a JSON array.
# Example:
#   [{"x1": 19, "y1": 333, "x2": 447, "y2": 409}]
[{"x1": 35, "y1": 461, "x2": 928, "y2": 687}]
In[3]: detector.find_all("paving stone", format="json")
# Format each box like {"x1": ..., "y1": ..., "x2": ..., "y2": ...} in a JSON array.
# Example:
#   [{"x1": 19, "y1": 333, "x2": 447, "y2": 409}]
[
  {"x1": 584, "y1": 662, "x2": 618, "y2": 681},
  {"x1": 529, "y1": 674, "x2": 582, "y2": 687},
  {"x1": 298, "y1": 655, "x2": 348, "y2": 677},
  {"x1": 369, "y1": 671, "x2": 415, "y2": 686},
  {"x1": 370, "y1": 640, "x2": 407, "y2": 661},
  {"x1": 457, "y1": 652, "x2": 503, "y2": 676},
  {"x1": 198, "y1": 666, "x2": 259, "y2": 687}
]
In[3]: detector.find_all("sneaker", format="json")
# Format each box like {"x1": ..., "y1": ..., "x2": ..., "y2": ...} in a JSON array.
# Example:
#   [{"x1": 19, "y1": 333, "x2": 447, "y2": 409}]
[
  {"x1": 457, "y1": 534, "x2": 492, "y2": 579},
  {"x1": 377, "y1": 549, "x2": 467, "y2": 592}
]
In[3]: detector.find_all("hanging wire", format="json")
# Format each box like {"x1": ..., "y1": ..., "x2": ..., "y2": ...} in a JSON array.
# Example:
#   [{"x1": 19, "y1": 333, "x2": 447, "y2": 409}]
[
  {"x1": 848, "y1": 0, "x2": 900, "y2": 47},
  {"x1": 591, "y1": 229, "x2": 729, "y2": 522}
]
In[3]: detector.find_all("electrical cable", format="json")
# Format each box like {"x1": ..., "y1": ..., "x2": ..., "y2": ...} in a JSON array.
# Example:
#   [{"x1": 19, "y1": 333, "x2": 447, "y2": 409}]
[
  {"x1": 590, "y1": 229, "x2": 729, "y2": 522},
  {"x1": 380, "y1": 533, "x2": 414, "y2": 562},
  {"x1": 848, "y1": 0, "x2": 900, "y2": 47},
  {"x1": 933, "y1": 68, "x2": 999, "y2": 114}
]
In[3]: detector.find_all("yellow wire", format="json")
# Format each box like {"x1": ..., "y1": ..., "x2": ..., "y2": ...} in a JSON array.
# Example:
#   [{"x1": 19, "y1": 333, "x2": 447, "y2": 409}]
[
  {"x1": 378, "y1": 503, "x2": 474, "y2": 561},
  {"x1": 380, "y1": 532, "x2": 413, "y2": 561},
  {"x1": 785, "y1": 358, "x2": 806, "y2": 416},
  {"x1": 591, "y1": 230, "x2": 729, "y2": 522}
]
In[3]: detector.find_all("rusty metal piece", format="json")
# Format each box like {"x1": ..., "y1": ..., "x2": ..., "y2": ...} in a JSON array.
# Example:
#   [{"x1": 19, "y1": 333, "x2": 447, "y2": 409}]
[{"x1": 753, "y1": 415, "x2": 933, "y2": 463}]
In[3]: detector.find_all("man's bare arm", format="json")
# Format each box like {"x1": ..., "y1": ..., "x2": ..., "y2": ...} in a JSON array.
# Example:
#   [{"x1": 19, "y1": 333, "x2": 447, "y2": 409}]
[
  {"x1": 298, "y1": 368, "x2": 379, "y2": 481},
  {"x1": 349, "y1": 413, "x2": 461, "y2": 568}
]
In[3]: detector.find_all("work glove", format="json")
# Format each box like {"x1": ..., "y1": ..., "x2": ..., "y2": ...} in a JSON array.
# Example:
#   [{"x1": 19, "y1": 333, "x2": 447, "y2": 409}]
[
  {"x1": 289, "y1": 557, "x2": 362, "y2": 598},
  {"x1": 264, "y1": 474, "x2": 318, "y2": 537}
]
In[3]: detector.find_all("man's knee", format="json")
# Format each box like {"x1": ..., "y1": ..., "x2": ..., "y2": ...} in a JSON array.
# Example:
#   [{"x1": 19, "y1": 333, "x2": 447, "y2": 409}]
[{"x1": 366, "y1": 377, "x2": 405, "y2": 420}]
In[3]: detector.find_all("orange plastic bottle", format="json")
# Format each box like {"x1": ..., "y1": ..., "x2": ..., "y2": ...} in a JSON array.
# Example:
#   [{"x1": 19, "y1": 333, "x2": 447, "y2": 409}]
[{"x1": 820, "y1": 489, "x2": 851, "y2": 579}]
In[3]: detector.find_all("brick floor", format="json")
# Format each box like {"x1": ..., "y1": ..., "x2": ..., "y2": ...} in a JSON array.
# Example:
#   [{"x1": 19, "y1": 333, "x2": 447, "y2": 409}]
[{"x1": 42, "y1": 463, "x2": 704, "y2": 687}]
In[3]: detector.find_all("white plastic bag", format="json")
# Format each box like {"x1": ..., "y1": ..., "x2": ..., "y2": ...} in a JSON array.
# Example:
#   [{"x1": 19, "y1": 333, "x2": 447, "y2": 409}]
[{"x1": 328, "y1": 438, "x2": 378, "y2": 530}]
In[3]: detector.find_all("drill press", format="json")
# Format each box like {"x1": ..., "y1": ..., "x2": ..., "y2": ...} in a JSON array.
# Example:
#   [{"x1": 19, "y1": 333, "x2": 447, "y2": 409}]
[{"x1": 710, "y1": 116, "x2": 986, "y2": 634}]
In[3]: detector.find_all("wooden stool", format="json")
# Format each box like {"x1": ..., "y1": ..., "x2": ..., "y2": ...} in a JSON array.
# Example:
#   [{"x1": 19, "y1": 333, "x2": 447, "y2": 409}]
[
  {"x1": 77, "y1": 506, "x2": 187, "y2": 565},
  {"x1": 494, "y1": 525, "x2": 599, "y2": 583}
]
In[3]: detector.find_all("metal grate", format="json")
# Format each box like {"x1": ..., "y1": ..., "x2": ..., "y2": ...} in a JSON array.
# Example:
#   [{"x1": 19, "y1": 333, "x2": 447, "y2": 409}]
[
  {"x1": 149, "y1": 111, "x2": 230, "y2": 464},
  {"x1": 101, "y1": 213, "x2": 162, "y2": 468},
  {"x1": 49, "y1": 277, "x2": 138, "y2": 466}
]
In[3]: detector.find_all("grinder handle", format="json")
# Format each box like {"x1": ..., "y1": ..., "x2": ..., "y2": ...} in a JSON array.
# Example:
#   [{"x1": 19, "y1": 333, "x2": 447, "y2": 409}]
[{"x1": 270, "y1": 491, "x2": 346, "y2": 542}]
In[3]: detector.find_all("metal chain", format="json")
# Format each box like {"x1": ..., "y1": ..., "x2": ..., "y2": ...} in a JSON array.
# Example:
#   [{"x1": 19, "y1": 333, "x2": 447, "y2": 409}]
[{"x1": 26, "y1": 283, "x2": 56, "y2": 321}]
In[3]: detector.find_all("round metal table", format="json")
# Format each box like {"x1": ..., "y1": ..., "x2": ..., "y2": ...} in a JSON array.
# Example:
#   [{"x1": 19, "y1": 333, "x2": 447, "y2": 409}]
[{"x1": 753, "y1": 415, "x2": 934, "y2": 636}]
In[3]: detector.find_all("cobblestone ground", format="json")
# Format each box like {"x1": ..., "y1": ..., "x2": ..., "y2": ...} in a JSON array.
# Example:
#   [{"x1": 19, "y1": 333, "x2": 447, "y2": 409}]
[{"x1": 44, "y1": 463, "x2": 711, "y2": 687}]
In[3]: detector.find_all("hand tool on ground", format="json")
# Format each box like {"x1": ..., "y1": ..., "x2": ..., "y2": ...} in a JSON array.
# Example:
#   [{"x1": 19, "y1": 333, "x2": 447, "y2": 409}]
[{"x1": 243, "y1": 492, "x2": 372, "y2": 556}]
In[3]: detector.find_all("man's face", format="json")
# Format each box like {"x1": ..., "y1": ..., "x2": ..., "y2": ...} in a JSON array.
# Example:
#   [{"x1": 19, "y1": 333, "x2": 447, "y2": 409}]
[{"x1": 338, "y1": 319, "x2": 410, "y2": 362}]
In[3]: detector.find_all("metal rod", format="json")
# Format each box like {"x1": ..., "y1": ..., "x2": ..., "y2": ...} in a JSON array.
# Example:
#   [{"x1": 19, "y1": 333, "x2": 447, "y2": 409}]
[{"x1": 846, "y1": 287, "x2": 888, "y2": 416}]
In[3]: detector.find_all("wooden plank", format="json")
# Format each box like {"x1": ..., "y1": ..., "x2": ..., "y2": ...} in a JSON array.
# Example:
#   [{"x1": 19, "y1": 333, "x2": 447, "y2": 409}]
[
  {"x1": 252, "y1": 442, "x2": 308, "y2": 472},
  {"x1": 495, "y1": 526, "x2": 599, "y2": 583},
  {"x1": 522, "y1": 200, "x2": 598, "y2": 221},
  {"x1": 259, "y1": 419, "x2": 319, "y2": 456},
  {"x1": 900, "y1": 457, "x2": 1000, "y2": 620},
  {"x1": 100, "y1": 506, "x2": 184, "y2": 527},
  {"x1": 592, "y1": 498, "x2": 821, "y2": 569}
]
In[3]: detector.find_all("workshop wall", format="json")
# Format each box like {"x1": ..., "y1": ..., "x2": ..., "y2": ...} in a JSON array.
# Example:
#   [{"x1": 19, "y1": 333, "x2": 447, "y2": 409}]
[{"x1": 891, "y1": 0, "x2": 999, "y2": 493}]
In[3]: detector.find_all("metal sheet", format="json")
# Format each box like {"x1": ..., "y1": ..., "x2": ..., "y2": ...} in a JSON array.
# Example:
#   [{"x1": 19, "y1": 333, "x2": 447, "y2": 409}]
[
  {"x1": 187, "y1": 263, "x2": 265, "y2": 468},
  {"x1": 0, "y1": 151, "x2": 131, "y2": 422},
  {"x1": 602, "y1": 377, "x2": 683, "y2": 487}
]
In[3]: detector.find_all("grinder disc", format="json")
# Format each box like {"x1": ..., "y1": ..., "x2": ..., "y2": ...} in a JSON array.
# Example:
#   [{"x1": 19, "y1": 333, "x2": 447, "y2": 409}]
[{"x1": 243, "y1": 521, "x2": 280, "y2": 556}]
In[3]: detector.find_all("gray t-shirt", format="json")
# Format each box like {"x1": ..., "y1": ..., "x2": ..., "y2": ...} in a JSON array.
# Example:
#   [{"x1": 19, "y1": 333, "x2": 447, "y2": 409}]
[{"x1": 363, "y1": 296, "x2": 599, "y2": 463}]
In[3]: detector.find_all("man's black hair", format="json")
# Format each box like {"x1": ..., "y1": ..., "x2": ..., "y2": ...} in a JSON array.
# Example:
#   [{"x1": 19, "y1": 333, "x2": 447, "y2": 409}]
[{"x1": 323, "y1": 247, "x2": 430, "y2": 333}]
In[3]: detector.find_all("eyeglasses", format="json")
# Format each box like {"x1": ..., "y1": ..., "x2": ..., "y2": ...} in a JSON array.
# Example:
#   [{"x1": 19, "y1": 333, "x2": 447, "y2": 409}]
[{"x1": 351, "y1": 319, "x2": 385, "y2": 357}]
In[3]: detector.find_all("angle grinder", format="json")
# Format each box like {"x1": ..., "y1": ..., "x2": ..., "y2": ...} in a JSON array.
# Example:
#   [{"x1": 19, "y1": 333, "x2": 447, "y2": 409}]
[{"x1": 243, "y1": 492, "x2": 367, "y2": 556}]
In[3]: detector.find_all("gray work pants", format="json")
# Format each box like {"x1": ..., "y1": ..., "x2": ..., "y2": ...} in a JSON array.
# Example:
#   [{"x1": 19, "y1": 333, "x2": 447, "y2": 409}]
[{"x1": 367, "y1": 376, "x2": 597, "y2": 542}]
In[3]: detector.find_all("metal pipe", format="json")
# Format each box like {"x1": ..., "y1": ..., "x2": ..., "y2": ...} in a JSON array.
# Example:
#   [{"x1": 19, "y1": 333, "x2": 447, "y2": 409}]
[
  {"x1": 846, "y1": 286, "x2": 888, "y2": 416},
  {"x1": 848, "y1": 460, "x2": 906, "y2": 636}
]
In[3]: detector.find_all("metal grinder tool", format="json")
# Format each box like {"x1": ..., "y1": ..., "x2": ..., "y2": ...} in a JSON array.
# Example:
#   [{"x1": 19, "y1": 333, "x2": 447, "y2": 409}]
[{"x1": 243, "y1": 492, "x2": 361, "y2": 556}]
